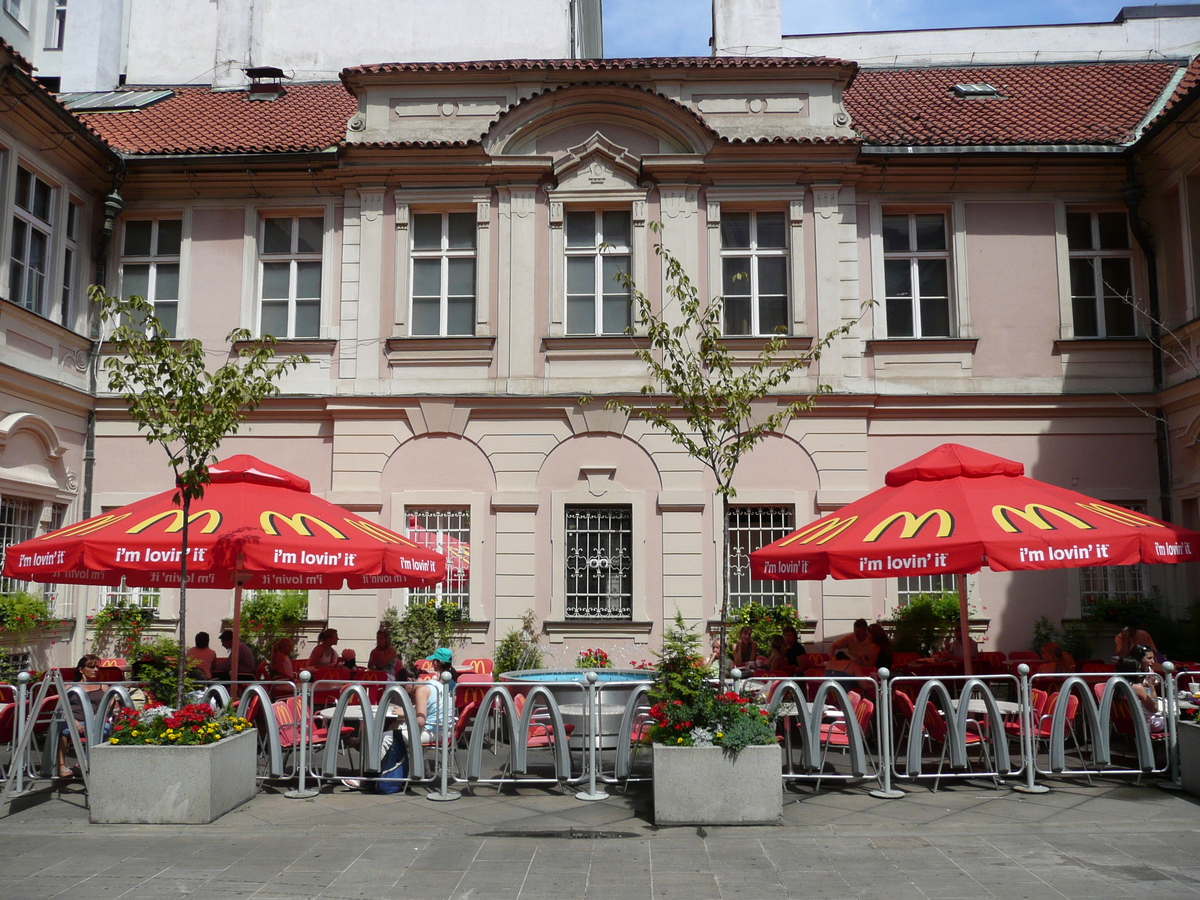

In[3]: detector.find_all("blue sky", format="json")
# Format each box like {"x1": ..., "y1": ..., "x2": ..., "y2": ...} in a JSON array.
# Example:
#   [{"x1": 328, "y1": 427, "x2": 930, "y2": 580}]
[{"x1": 603, "y1": 1, "x2": 1139, "y2": 57}]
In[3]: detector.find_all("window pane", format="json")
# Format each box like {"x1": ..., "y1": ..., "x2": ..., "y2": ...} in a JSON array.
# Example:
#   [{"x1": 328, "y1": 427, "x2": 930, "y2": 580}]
[
  {"x1": 566, "y1": 295, "x2": 595, "y2": 334},
  {"x1": 295, "y1": 261, "x2": 321, "y2": 298},
  {"x1": 296, "y1": 217, "x2": 323, "y2": 254},
  {"x1": 884, "y1": 258, "x2": 912, "y2": 298},
  {"x1": 759, "y1": 296, "x2": 787, "y2": 334},
  {"x1": 156, "y1": 219, "x2": 182, "y2": 256},
  {"x1": 260, "y1": 300, "x2": 288, "y2": 337},
  {"x1": 262, "y1": 217, "x2": 292, "y2": 254},
  {"x1": 1072, "y1": 295, "x2": 1099, "y2": 337},
  {"x1": 66, "y1": 202, "x2": 78, "y2": 240},
  {"x1": 294, "y1": 300, "x2": 320, "y2": 337},
  {"x1": 447, "y1": 297, "x2": 474, "y2": 335},
  {"x1": 1066, "y1": 212, "x2": 1093, "y2": 250},
  {"x1": 155, "y1": 263, "x2": 180, "y2": 300},
  {"x1": 756, "y1": 212, "x2": 787, "y2": 249},
  {"x1": 156, "y1": 302, "x2": 178, "y2": 338},
  {"x1": 566, "y1": 211, "x2": 595, "y2": 248},
  {"x1": 917, "y1": 258, "x2": 948, "y2": 298},
  {"x1": 602, "y1": 293, "x2": 630, "y2": 333},
  {"x1": 724, "y1": 295, "x2": 751, "y2": 335},
  {"x1": 412, "y1": 296, "x2": 440, "y2": 335},
  {"x1": 1069, "y1": 258, "x2": 1095, "y2": 301},
  {"x1": 261, "y1": 262, "x2": 290, "y2": 299},
  {"x1": 412, "y1": 214, "x2": 441, "y2": 251},
  {"x1": 757, "y1": 256, "x2": 786, "y2": 296},
  {"x1": 602, "y1": 255, "x2": 629, "y2": 292},
  {"x1": 723, "y1": 257, "x2": 751, "y2": 296},
  {"x1": 886, "y1": 296, "x2": 914, "y2": 337},
  {"x1": 602, "y1": 211, "x2": 631, "y2": 248},
  {"x1": 882, "y1": 215, "x2": 910, "y2": 252},
  {"x1": 122, "y1": 264, "x2": 149, "y2": 301},
  {"x1": 15, "y1": 167, "x2": 31, "y2": 212},
  {"x1": 721, "y1": 212, "x2": 751, "y2": 249},
  {"x1": 447, "y1": 212, "x2": 476, "y2": 250},
  {"x1": 124, "y1": 220, "x2": 152, "y2": 256},
  {"x1": 1097, "y1": 212, "x2": 1129, "y2": 250},
  {"x1": 920, "y1": 296, "x2": 951, "y2": 337},
  {"x1": 412, "y1": 259, "x2": 441, "y2": 297},
  {"x1": 447, "y1": 258, "x2": 475, "y2": 297},
  {"x1": 567, "y1": 256, "x2": 594, "y2": 296},
  {"x1": 914, "y1": 214, "x2": 946, "y2": 251},
  {"x1": 1101, "y1": 258, "x2": 1135, "y2": 336},
  {"x1": 32, "y1": 178, "x2": 52, "y2": 221}
]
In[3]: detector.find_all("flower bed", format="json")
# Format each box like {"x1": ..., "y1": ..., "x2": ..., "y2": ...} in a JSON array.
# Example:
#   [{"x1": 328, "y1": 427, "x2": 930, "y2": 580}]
[{"x1": 109, "y1": 702, "x2": 251, "y2": 745}]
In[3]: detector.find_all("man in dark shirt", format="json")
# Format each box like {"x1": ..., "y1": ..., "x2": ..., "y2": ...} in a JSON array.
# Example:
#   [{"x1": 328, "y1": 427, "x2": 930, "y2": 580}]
[{"x1": 212, "y1": 628, "x2": 256, "y2": 682}]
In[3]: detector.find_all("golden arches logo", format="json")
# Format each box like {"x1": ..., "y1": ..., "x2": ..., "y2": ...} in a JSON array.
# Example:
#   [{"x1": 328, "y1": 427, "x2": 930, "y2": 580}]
[
  {"x1": 345, "y1": 519, "x2": 418, "y2": 546},
  {"x1": 993, "y1": 503, "x2": 1094, "y2": 534},
  {"x1": 260, "y1": 511, "x2": 347, "y2": 540},
  {"x1": 40, "y1": 512, "x2": 130, "y2": 539},
  {"x1": 779, "y1": 516, "x2": 858, "y2": 547},
  {"x1": 1077, "y1": 503, "x2": 1157, "y2": 528},
  {"x1": 864, "y1": 509, "x2": 954, "y2": 543},
  {"x1": 126, "y1": 509, "x2": 222, "y2": 535}
]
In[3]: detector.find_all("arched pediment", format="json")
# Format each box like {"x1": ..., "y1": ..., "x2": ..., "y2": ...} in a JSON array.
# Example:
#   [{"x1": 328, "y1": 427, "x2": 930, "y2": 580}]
[
  {"x1": 0, "y1": 411, "x2": 74, "y2": 499},
  {"x1": 0, "y1": 413, "x2": 66, "y2": 464},
  {"x1": 483, "y1": 83, "x2": 717, "y2": 159}
]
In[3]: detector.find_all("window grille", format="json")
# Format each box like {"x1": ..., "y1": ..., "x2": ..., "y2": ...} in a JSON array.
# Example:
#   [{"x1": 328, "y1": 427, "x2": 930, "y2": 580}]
[
  {"x1": 565, "y1": 505, "x2": 633, "y2": 619},
  {"x1": 405, "y1": 507, "x2": 470, "y2": 617},
  {"x1": 0, "y1": 496, "x2": 38, "y2": 593},
  {"x1": 99, "y1": 580, "x2": 160, "y2": 612},
  {"x1": 2, "y1": 651, "x2": 32, "y2": 679},
  {"x1": 897, "y1": 573, "x2": 957, "y2": 606},
  {"x1": 1081, "y1": 503, "x2": 1148, "y2": 607},
  {"x1": 726, "y1": 505, "x2": 796, "y2": 609}
]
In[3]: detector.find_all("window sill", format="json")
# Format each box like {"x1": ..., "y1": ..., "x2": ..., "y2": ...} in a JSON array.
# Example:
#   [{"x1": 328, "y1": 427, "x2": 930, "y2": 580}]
[
  {"x1": 708, "y1": 618, "x2": 818, "y2": 636},
  {"x1": 543, "y1": 619, "x2": 654, "y2": 643},
  {"x1": 1052, "y1": 338, "x2": 1148, "y2": 352},
  {"x1": 718, "y1": 335, "x2": 814, "y2": 351},
  {"x1": 866, "y1": 338, "x2": 978, "y2": 354},
  {"x1": 542, "y1": 335, "x2": 651, "y2": 355},
  {"x1": 385, "y1": 335, "x2": 495, "y2": 367},
  {"x1": 232, "y1": 338, "x2": 336, "y2": 355}
]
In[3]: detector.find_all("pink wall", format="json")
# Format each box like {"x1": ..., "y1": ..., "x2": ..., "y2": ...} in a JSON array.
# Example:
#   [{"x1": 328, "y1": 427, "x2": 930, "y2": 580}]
[{"x1": 186, "y1": 208, "x2": 247, "y2": 348}]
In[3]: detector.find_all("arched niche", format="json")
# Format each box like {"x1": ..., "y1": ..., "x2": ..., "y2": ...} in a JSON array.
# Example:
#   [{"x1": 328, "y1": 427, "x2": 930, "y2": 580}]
[{"x1": 0, "y1": 412, "x2": 75, "y2": 502}]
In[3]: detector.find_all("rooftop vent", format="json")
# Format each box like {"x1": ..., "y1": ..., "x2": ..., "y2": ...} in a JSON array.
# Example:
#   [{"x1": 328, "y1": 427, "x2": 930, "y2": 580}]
[
  {"x1": 953, "y1": 83, "x2": 1002, "y2": 99},
  {"x1": 245, "y1": 66, "x2": 288, "y2": 101}
]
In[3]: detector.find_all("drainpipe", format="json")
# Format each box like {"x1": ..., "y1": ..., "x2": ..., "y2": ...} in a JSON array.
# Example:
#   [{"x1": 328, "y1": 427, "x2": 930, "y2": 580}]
[{"x1": 1122, "y1": 165, "x2": 1173, "y2": 522}]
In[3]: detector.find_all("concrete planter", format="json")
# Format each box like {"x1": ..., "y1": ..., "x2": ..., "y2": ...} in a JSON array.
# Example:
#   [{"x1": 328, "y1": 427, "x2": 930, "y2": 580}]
[
  {"x1": 1179, "y1": 721, "x2": 1200, "y2": 798},
  {"x1": 88, "y1": 729, "x2": 257, "y2": 824},
  {"x1": 652, "y1": 743, "x2": 781, "y2": 826}
]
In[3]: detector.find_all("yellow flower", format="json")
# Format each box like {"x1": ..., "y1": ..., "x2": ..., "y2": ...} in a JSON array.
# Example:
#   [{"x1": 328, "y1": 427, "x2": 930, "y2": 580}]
[
  {"x1": 109, "y1": 737, "x2": 118, "y2": 744},
  {"x1": 716, "y1": 732, "x2": 723, "y2": 738}
]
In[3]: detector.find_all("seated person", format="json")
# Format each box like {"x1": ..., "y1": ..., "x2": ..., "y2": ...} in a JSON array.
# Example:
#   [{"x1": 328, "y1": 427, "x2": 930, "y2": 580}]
[
  {"x1": 867, "y1": 623, "x2": 893, "y2": 670},
  {"x1": 270, "y1": 637, "x2": 296, "y2": 681},
  {"x1": 1115, "y1": 619, "x2": 1163, "y2": 668},
  {"x1": 764, "y1": 635, "x2": 788, "y2": 672},
  {"x1": 57, "y1": 654, "x2": 106, "y2": 778},
  {"x1": 341, "y1": 648, "x2": 359, "y2": 673},
  {"x1": 1118, "y1": 645, "x2": 1165, "y2": 733},
  {"x1": 824, "y1": 649, "x2": 862, "y2": 678},
  {"x1": 212, "y1": 628, "x2": 256, "y2": 682},
  {"x1": 1036, "y1": 642, "x2": 1075, "y2": 675},
  {"x1": 782, "y1": 626, "x2": 805, "y2": 667},
  {"x1": 186, "y1": 631, "x2": 216, "y2": 679},
  {"x1": 306, "y1": 628, "x2": 340, "y2": 670},
  {"x1": 731, "y1": 626, "x2": 758, "y2": 671},
  {"x1": 830, "y1": 619, "x2": 874, "y2": 669},
  {"x1": 368, "y1": 629, "x2": 399, "y2": 678}
]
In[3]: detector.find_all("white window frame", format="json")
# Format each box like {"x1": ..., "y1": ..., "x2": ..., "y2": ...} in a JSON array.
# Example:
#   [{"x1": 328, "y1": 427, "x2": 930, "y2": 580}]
[
  {"x1": 404, "y1": 506, "x2": 471, "y2": 615},
  {"x1": 716, "y1": 210, "x2": 790, "y2": 336},
  {"x1": 880, "y1": 209, "x2": 953, "y2": 339},
  {"x1": 2, "y1": 0, "x2": 25, "y2": 28},
  {"x1": 0, "y1": 495, "x2": 39, "y2": 594},
  {"x1": 118, "y1": 215, "x2": 184, "y2": 337},
  {"x1": 408, "y1": 211, "x2": 478, "y2": 336},
  {"x1": 869, "y1": 199, "x2": 970, "y2": 341},
  {"x1": 1079, "y1": 502, "x2": 1149, "y2": 610},
  {"x1": 46, "y1": 0, "x2": 66, "y2": 50},
  {"x1": 1059, "y1": 207, "x2": 1138, "y2": 339},
  {"x1": 10, "y1": 165, "x2": 54, "y2": 317},
  {"x1": 59, "y1": 198, "x2": 79, "y2": 327},
  {"x1": 726, "y1": 504, "x2": 798, "y2": 609},
  {"x1": 256, "y1": 212, "x2": 325, "y2": 339},
  {"x1": 395, "y1": 492, "x2": 485, "y2": 624},
  {"x1": 563, "y1": 208, "x2": 633, "y2": 336},
  {"x1": 394, "y1": 189, "x2": 491, "y2": 336}
]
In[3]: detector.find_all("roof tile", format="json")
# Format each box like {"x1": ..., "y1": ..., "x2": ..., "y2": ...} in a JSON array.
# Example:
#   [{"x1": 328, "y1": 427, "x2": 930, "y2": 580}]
[
  {"x1": 845, "y1": 62, "x2": 1179, "y2": 146},
  {"x1": 341, "y1": 56, "x2": 855, "y2": 77}
]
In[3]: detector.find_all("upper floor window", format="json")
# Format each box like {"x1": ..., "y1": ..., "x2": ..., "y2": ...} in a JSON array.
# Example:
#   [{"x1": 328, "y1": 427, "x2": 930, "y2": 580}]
[
  {"x1": 565, "y1": 210, "x2": 631, "y2": 335},
  {"x1": 411, "y1": 212, "x2": 475, "y2": 336},
  {"x1": 60, "y1": 200, "x2": 79, "y2": 326},
  {"x1": 721, "y1": 211, "x2": 788, "y2": 336},
  {"x1": 882, "y1": 211, "x2": 951, "y2": 338},
  {"x1": 10, "y1": 166, "x2": 53, "y2": 316},
  {"x1": 48, "y1": 0, "x2": 66, "y2": 49},
  {"x1": 259, "y1": 214, "x2": 322, "y2": 339},
  {"x1": 2, "y1": 0, "x2": 23, "y2": 26},
  {"x1": 121, "y1": 218, "x2": 181, "y2": 336},
  {"x1": 1067, "y1": 211, "x2": 1135, "y2": 337}
]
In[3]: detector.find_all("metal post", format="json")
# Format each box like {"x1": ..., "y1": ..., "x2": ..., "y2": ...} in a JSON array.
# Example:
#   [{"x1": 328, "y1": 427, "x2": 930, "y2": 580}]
[
  {"x1": 1012, "y1": 664, "x2": 1048, "y2": 794},
  {"x1": 14, "y1": 671, "x2": 29, "y2": 794},
  {"x1": 870, "y1": 667, "x2": 903, "y2": 799},
  {"x1": 427, "y1": 671, "x2": 461, "y2": 801},
  {"x1": 285, "y1": 671, "x2": 318, "y2": 799},
  {"x1": 577, "y1": 670, "x2": 608, "y2": 801},
  {"x1": 731, "y1": 668, "x2": 743, "y2": 696},
  {"x1": 1162, "y1": 661, "x2": 1182, "y2": 790}
]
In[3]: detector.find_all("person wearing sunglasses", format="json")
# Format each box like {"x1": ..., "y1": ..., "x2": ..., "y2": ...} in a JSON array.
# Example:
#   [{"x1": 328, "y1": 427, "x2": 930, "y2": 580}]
[{"x1": 57, "y1": 654, "x2": 105, "y2": 778}]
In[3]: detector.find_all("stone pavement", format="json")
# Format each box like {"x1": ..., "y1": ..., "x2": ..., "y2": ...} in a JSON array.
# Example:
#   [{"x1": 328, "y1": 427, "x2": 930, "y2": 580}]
[{"x1": 1, "y1": 775, "x2": 1198, "y2": 900}]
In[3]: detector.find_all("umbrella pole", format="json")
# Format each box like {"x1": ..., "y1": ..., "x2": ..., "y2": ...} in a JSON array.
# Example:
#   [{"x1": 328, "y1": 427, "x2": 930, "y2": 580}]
[
  {"x1": 956, "y1": 573, "x2": 973, "y2": 678},
  {"x1": 230, "y1": 553, "x2": 246, "y2": 698}
]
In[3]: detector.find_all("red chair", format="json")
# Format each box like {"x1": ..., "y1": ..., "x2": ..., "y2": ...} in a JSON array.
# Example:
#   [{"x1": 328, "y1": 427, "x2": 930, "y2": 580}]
[
  {"x1": 0, "y1": 702, "x2": 15, "y2": 744},
  {"x1": 0, "y1": 685, "x2": 14, "y2": 704},
  {"x1": 461, "y1": 658, "x2": 494, "y2": 675},
  {"x1": 920, "y1": 696, "x2": 996, "y2": 789},
  {"x1": 512, "y1": 693, "x2": 575, "y2": 748},
  {"x1": 455, "y1": 672, "x2": 492, "y2": 712},
  {"x1": 891, "y1": 652, "x2": 921, "y2": 668},
  {"x1": 359, "y1": 671, "x2": 389, "y2": 703}
]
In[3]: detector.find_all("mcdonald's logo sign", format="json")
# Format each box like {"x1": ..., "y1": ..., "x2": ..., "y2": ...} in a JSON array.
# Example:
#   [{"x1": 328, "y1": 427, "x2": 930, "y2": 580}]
[
  {"x1": 345, "y1": 518, "x2": 417, "y2": 546},
  {"x1": 126, "y1": 509, "x2": 222, "y2": 535},
  {"x1": 864, "y1": 509, "x2": 954, "y2": 543},
  {"x1": 993, "y1": 503, "x2": 1094, "y2": 534},
  {"x1": 260, "y1": 511, "x2": 347, "y2": 540},
  {"x1": 1077, "y1": 503, "x2": 1157, "y2": 528},
  {"x1": 40, "y1": 512, "x2": 130, "y2": 539},
  {"x1": 779, "y1": 516, "x2": 858, "y2": 547}
]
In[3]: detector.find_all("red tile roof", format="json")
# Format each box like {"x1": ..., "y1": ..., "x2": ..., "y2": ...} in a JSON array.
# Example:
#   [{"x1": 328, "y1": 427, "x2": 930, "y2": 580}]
[
  {"x1": 1, "y1": 36, "x2": 34, "y2": 72},
  {"x1": 1148, "y1": 55, "x2": 1200, "y2": 129},
  {"x1": 341, "y1": 56, "x2": 856, "y2": 77},
  {"x1": 845, "y1": 62, "x2": 1179, "y2": 146},
  {"x1": 78, "y1": 83, "x2": 356, "y2": 154}
]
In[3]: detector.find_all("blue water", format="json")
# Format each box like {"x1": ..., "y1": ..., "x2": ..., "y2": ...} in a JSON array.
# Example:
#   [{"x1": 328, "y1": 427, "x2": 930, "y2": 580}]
[{"x1": 503, "y1": 669, "x2": 647, "y2": 683}]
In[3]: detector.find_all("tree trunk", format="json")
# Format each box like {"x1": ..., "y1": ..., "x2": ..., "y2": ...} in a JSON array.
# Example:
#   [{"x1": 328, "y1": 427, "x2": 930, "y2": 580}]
[
  {"x1": 718, "y1": 492, "x2": 730, "y2": 679},
  {"x1": 176, "y1": 492, "x2": 189, "y2": 708}
]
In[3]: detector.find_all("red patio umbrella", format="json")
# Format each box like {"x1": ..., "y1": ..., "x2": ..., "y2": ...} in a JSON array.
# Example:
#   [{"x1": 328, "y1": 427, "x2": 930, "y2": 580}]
[
  {"x1": 750, "y1": 444, "x2": 1200, "y2": 674},
  {"x1": 2, "y1": 455, "x2": 446, "y2": 686}
]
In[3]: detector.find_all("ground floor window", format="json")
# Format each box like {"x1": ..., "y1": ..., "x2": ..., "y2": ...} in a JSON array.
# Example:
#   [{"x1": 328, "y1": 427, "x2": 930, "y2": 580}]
[
  {"x1": 99, "y1": 579, "x2": 161, "y2": 611},
  {"x1": 1080, "y1": 504, "x2": 1148, "y2": 609},
  {"x1": 897, "y1": 573, "x2": 957, "y2": 606},
  {"x1": 726, "y1": 505, "x2": 796, "y2": 610},
  {"x1": 0, "y1": 496, "x2": 38, "y2": 593},
  {"x1": 565, "y1": 505, "x2": 632, "y2": 620},
  {"x1": 41, "y1": 502, "x2": 70, "y2": 618},
  {"x1": 405, "y1": 507, "x2": 471, "y2": 617}
]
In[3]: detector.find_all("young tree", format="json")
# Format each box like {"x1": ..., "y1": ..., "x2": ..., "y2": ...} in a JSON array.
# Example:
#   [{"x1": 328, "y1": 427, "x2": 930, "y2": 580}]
[
  {"x1": 91, "y1": 285, "x2": 306, "y2": 705},
  {"x1": 594, "y1": 230, "x2": 863, "y2": 666}
]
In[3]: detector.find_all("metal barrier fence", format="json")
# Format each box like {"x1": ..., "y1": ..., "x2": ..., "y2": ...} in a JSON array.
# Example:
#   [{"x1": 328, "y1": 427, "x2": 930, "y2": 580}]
[{"x1": 0, "y1": 663, "x2": 1190, "y2": 813}]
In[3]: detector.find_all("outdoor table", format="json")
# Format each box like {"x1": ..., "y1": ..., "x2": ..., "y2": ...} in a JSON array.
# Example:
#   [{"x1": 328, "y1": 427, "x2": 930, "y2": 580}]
[{"x1": 318, "y1": 704, "x2": 402, "y2": 723}]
